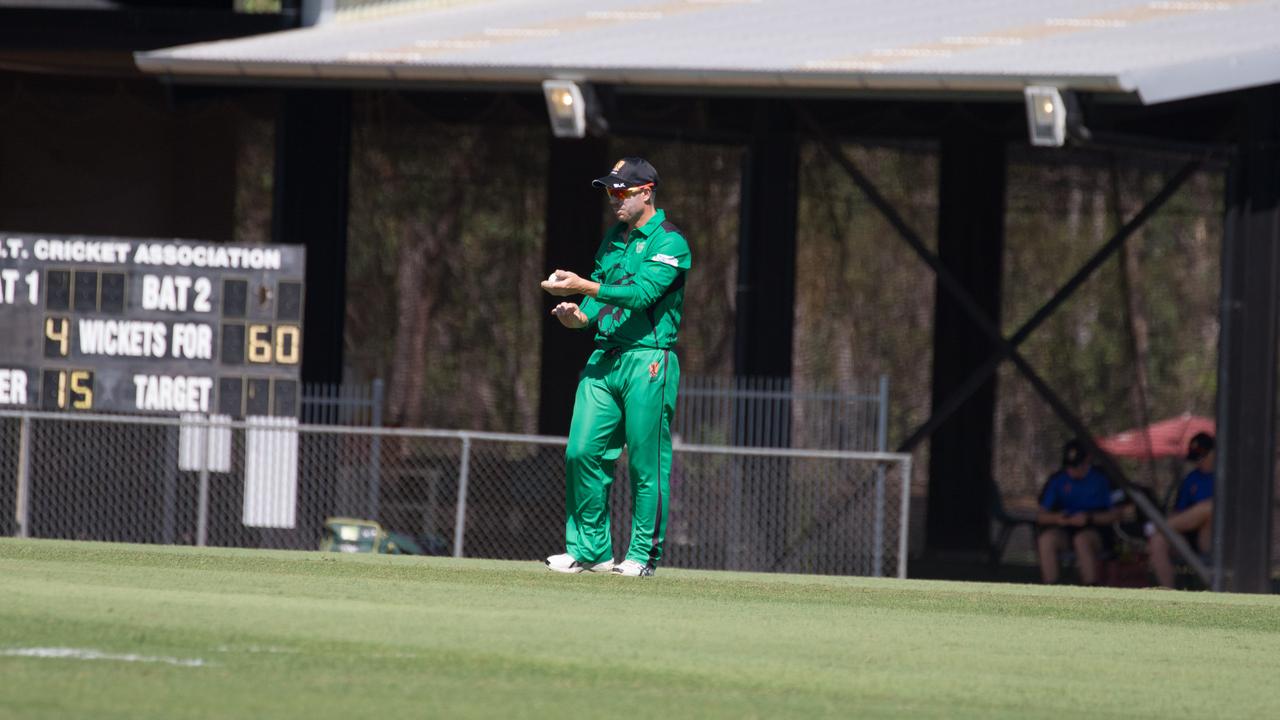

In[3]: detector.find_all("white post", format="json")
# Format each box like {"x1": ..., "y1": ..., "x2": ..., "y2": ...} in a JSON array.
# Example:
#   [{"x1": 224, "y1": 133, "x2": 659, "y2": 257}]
[
  {"x1": 15, "y1": 413, "x2": 30, "y2": 538},
  {"x1": 196, "y1": 414, "x2": 210, "y2": 547},
  {"x1": 452, "y1": 436, "x2": 472, "y2": 558}
]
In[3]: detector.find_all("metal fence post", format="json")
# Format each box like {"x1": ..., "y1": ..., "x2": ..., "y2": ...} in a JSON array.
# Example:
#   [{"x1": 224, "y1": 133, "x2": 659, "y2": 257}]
[
  {"x1": 196, "y1": 414, "x2": 210, "y2": 547},
  {"x1": 162, "y1": 425, "x2": 178, "y2": 545},
  {"x1": 369, "y1": 379, "x2": 384, "y2": 519},
  {"x1": 15, "y1": 413, "x2": 31, "y2": 538},
  {"x1": 897, "y1": 455, "x2": 913, "y2": 579},
  {"x1": 727, "y1": 381, "x2": 746, "y2": 570},
  {"x1": 453, "y1": 435, "x2": 472, "y2": 558},
  {"x1": 872, "y1": 375, "x2": 890, "y2": 576}
]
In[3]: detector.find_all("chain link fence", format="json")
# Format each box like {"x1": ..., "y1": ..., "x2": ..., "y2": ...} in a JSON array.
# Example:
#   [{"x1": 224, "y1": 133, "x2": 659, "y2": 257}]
[
  {"x1": 0, "y1": 410, "x2": 911, "y2": 578},
  {"x1": 676, "y1": 375, "x2": 889, "y2": 451}
]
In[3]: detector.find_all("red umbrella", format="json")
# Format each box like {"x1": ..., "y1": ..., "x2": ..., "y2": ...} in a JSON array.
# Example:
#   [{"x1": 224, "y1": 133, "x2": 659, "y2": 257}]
[{"x1": 1095, "y1": 413, "x2": 1215, "y2": 460}]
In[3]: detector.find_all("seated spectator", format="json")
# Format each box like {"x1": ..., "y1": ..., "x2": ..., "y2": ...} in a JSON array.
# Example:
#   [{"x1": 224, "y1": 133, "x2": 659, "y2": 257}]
[
  {"x1": 1036, "y1": 439, "x2": 1120, "y2": 585},
  {"x1": 1147, "y1": 432, "x2": 1215, "y2": 588}
]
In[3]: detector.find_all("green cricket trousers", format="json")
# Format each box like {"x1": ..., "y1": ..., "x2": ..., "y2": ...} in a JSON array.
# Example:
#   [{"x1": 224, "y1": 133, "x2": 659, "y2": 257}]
[{"x1": 564, "y1": 346, "x2": 679, "y2": 568}]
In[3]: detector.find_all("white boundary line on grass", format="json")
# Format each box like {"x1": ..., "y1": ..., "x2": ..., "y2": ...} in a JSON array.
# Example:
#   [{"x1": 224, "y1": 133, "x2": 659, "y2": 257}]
[{"x1": 0, "y1": 647, "x2": 209, "y2": 667}]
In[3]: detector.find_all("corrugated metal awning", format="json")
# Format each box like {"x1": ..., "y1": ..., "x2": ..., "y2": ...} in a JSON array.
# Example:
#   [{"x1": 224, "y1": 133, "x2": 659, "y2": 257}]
[{"x1": 135, "y1": 0, "x2": 1280, "y2": 105}]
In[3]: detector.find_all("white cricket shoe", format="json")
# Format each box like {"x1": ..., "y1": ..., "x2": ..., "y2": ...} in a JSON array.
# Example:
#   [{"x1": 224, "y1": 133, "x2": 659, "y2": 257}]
[
  {"x1": 545, "y1": 553, "x2": 614, "y2": 574},
  {"x1": 610, "y1": 559, "x2": 655, "y2": 577}
]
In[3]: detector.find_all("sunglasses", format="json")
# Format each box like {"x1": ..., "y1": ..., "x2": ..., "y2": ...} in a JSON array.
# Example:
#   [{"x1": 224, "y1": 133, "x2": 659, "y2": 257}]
[{"x1": 605, "y1": 183, "x2": 653, "y2": 200}]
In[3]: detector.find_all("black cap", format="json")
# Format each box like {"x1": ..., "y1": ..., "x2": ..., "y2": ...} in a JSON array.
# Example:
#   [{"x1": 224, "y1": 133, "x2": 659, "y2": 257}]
[
  {"x1": 1061, "y1": 439, "x2": 1089, "y2": 468},
  {"x1": 1186, "y1": 432, "x2": 1215, "y2": 461},
  {"x1": 592, "y1": 157, "x2": 659, "y2": 190}
]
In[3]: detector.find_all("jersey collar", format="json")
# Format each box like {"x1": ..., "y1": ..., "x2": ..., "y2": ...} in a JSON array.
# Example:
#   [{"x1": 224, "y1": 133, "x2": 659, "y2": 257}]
[{"x1": 632, "y1": 208, "x2": 666, "y2": 238}]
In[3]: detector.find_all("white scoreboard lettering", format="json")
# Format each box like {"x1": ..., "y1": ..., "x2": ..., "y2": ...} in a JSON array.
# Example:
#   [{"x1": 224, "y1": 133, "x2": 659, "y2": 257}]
[
  {"x1": 0, "y1": 369, "x2": 29, "y2": 406},
  {"x1": 141, "y1": 274, "x2": 213, "y2": 313}
]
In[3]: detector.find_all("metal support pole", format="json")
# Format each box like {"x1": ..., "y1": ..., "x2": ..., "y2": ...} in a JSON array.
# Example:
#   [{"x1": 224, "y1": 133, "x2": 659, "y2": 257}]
[
  {"x1": 727, "y1": 456, "x2": 744, "y2": 570},
  {"x1": 452, "y1": 436, "x2": 472, "y2": 558},
  {"x1": 278, "y1": 89, "x2": 351, "y2": 387},
  {"x1": 732, "y1": 379, "x2": 747, "y2": 568},
  {"x1": 897, "y1": 455, "x2": 913, "y2": 579},
  {"x1": 15, "y1": 413, "x2": 31, "y2": 538},
  {"x1": 1214, "y1": 88, "x2": 1280, "y2": 593},
  {"x1": 735, "y1": 101, "x2": 800, "y2": 382},
  {"x1": 539, "y1": 136, "x2": 608, "y2": 436},
  {"x1": 872, "y1": 375, "x2": 889, "y2": 576},
  {"x1": 1213, "y1": 202, "x2": 1236, "y2": 592},
  {"x1": 162, "y1": 425, "x2": 178, "y2": 545},
  {"x1": 727, "y1": 386, "x2": 746, "y2": 569},
  {"x1": 196, "y1": 415, "x2": 210, "y2": 547}
]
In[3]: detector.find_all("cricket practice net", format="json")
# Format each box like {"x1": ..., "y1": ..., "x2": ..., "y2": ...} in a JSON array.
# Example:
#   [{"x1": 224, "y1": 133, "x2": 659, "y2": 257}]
[{"x1": 0, "y1": 410, "x2": 912, "y2": 578}]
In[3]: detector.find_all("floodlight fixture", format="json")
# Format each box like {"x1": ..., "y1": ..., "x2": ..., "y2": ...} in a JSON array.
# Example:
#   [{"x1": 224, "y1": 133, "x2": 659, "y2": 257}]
[
  {"x1": 543, "y1": 80, "x2": 585, "y2": 138},
  {"x1": 1024, "y1": 85, "x2": 1067, "y2": 147},
  {"x1": 542, "y1": 79, "x2": 608, "y2": 139}
]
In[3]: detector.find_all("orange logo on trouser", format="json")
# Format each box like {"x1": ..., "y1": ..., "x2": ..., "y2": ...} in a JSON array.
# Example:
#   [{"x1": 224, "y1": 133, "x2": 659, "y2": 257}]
[{"x1": 648, "y1": 361, "x2": 661, "y2": 380}]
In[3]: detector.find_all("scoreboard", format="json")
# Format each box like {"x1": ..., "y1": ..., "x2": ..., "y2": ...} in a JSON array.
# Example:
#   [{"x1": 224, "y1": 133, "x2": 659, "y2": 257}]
[{"x1": 0, "y1": 232, "x2": 305, "y2": 417}]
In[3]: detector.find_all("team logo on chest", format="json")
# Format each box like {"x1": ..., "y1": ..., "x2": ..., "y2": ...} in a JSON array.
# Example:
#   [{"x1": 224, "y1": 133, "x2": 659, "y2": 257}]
[
  {"x1": 648, "y1": 361, "x2": 661, "y2": 380},
  {"x1": 636, "y1": 242, "x2": 646, "y2": 254}
]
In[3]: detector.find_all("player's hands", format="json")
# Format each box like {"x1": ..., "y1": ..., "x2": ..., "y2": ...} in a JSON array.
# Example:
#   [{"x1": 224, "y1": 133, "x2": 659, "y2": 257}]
[
  {"x1": 1064, "y1": 513, "x2": 1086, "y2": 527},
  {"x1": 541, "y1": 269, "x2": 585, "y2": 297},
  {"x1": 550, "y1": 302, "x2": 588, "y2": 328}
]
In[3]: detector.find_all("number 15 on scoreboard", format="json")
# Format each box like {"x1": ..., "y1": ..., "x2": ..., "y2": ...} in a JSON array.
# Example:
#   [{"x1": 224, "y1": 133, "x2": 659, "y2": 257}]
[{"x1": 40, "y1": 369, "x2": 93, "y2": 410}]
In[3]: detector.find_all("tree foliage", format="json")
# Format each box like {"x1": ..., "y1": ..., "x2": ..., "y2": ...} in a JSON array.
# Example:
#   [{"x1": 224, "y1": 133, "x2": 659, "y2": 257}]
[{"x1": 346, "y1": 93, "x2": 546, "y2": 431}]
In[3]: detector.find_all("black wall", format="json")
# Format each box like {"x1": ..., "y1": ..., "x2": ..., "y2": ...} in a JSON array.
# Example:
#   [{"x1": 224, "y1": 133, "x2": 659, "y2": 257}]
[{"x1": 0, "y1": 76, "x2": 238, "y2": 242}]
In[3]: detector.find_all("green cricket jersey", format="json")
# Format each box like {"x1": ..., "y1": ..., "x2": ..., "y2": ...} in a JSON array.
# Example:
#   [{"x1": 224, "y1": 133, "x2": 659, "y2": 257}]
[{"x1": 578, "y1": 209, "x2": 691, "y2": 349}]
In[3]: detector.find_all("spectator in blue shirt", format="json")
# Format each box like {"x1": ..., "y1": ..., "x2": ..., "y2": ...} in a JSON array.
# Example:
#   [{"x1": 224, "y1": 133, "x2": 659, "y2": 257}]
[
  {"x1": 1147, "y1": 432, "x2": 1215, "y2": 588},
  {"x1": 1036, "y1": 439, "x2": 1119, "y2": 585}
]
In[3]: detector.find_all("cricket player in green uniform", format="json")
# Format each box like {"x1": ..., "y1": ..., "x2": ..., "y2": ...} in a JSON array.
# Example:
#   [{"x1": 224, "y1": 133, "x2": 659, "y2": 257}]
[{"x1": 541, "y1": 157, "x2": 690, "y2": 577}]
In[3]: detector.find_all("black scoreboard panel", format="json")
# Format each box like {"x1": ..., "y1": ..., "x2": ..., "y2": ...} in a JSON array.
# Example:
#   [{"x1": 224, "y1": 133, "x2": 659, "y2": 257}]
[{"x1": 0, "y1": 232, "x2": 305, "y2": 417}]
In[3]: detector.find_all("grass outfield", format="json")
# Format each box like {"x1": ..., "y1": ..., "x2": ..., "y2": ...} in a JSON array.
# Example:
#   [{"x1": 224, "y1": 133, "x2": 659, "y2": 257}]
[{"x1": 2, "y1": 540, "x2": 1279, "y2": 719}]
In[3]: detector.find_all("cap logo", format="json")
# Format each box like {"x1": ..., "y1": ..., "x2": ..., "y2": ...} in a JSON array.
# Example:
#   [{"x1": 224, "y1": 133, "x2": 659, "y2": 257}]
[{"x1": 612, "y1": 160, "x2": 626, "y2": 173}]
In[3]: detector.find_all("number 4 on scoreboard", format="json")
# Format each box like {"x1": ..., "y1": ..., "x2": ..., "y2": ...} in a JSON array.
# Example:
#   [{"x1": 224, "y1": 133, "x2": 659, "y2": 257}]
[{"x1": 44, "y1": 317, "x2": 70, "y2": 358}]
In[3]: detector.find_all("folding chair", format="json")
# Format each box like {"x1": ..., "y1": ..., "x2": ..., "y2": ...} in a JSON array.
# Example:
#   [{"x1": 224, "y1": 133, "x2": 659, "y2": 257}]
[{"x1": 989, "y1": 483, "x2": 1038, "y2": 565}]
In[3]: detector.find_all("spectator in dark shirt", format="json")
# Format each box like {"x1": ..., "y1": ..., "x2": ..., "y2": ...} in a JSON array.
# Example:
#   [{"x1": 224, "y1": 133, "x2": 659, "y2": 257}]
[
  {"x1": 1147, "y1": 432, "x2": 1215, "y2": 588},
  {"x1": 1036, "y1": 439, "x2": 1119, "y2": 585}
]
